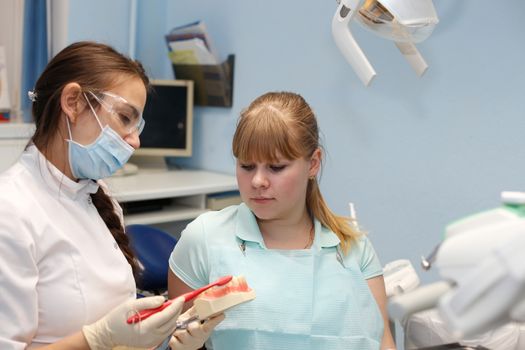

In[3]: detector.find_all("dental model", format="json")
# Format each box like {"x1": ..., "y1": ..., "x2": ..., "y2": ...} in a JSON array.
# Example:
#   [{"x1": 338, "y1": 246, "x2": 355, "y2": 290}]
[
  {"x1": 127, "y1": 275, "x2": 255, "y2": 325},
  {"x1": 193, "y1": 275, "x2": 256, "y2": 320}
]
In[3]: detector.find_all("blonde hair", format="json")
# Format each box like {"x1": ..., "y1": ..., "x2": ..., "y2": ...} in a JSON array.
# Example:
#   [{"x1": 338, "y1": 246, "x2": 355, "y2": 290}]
[{"x1": 232, "y1": 92, "x2": 360, "y2": 253}]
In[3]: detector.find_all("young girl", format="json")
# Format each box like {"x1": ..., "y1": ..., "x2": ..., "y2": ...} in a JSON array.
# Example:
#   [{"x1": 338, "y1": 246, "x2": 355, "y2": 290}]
[
  {"x1": 168, "y1": 91, "x2": 396, "y2": 349},
  {"x1": 0, "y1": 41, "x2": 220, "y2": 350}
]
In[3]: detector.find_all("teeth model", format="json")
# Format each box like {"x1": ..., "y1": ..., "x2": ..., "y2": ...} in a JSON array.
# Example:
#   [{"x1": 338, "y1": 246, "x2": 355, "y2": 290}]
[{"x1": 194, "y1": 275, "x2": 256, "y2": 319}]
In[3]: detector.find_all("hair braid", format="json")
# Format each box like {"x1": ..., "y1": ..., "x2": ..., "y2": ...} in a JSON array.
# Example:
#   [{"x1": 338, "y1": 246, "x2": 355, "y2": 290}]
[{"x1": 90, "y1": 187, "x2": 138, "y2": 275}]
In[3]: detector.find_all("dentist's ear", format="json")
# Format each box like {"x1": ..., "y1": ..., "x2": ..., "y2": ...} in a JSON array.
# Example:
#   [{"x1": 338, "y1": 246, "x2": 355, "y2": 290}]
[{"x1": 60, "y1": 82, "x2": 84, "y2": 123}]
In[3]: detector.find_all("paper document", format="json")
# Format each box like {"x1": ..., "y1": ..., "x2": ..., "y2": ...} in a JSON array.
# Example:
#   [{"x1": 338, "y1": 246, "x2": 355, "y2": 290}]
[
  {"x1": 165, "y1": 21, "x2": 220, "y2": 65},
  {"x1": 168, "y1": 38, "x2": 217, "y2": 65}
]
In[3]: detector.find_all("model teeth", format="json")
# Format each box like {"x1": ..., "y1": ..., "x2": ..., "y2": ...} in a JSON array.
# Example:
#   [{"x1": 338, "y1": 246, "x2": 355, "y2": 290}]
[
  {"x1": 231, "y1": 277, "x2": 239, "y2": 288},
  {"x1": 199, "y1": 275, "x2": 251, "y2": 299}
]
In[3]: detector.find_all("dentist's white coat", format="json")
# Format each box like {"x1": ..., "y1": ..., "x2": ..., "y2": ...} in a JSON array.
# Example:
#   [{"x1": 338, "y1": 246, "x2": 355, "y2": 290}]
[{"x1": 0, "y1": 145, "x2": 135, "y2": 349}]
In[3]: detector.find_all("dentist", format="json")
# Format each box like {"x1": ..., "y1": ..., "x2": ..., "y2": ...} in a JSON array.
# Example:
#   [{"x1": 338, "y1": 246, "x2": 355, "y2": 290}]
[{"x1": 0, "y1": 42, "x2": 217, "y2": 350}]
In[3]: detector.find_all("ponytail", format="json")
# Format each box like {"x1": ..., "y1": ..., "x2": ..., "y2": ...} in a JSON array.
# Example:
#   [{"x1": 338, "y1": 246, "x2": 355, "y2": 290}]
[{"x1": 307, "y1": 178, "x2": 360, "y2": 254}]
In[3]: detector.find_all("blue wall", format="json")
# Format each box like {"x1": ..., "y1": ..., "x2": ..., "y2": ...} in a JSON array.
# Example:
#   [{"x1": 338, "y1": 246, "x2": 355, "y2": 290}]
[
  {"x1": 68, "y1": 0, "x2": 132, "y2": 55},
  {"x1": 67, "y1": 0, "x2": 525, "y2": 285}
]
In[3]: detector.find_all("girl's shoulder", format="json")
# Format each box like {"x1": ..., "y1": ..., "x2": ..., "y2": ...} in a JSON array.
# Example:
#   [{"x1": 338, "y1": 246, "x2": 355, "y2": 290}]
[
  {"x1": 182, "y1": 204, "x2": 244, "y2": 243},
  {"x1": 194, "y1": 204, "x2": 242, "y2": 228}
]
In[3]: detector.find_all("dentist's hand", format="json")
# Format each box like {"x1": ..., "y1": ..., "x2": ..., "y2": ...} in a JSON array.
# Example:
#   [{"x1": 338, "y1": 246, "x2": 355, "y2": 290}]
[
  {"x1": 82, "y1": 296, "x2": 183, "y2": 350},
  {"x1": 169, "y1": 307, "x2": 225, "y2": 350}
]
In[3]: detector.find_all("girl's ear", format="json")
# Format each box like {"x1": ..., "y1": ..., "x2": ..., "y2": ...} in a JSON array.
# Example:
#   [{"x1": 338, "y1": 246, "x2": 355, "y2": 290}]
[
  {"x1": 309, "y1": 148, "x2": 322, "y2": 178},
  {"x1": 60, "y1": 82, "x2": 84, "y2": 123}
]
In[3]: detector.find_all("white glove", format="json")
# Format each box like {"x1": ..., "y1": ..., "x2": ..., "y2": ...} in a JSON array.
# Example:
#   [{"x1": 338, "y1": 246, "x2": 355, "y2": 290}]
[
  {"x1": 169, "y1": 307, "x2": 225, "y2": 350},
  {"x1": 82, "y1": 296, "x2": 183, "y2": 350}
]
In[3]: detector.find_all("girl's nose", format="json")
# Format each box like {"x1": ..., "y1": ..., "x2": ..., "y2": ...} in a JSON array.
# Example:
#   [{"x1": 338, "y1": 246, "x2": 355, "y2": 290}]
[{"x1": 251, "y1": 170, "x2": 269, "y2": 188}]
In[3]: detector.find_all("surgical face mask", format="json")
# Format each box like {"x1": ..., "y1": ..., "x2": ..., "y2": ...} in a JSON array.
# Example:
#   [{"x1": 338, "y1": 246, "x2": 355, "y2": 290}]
[{"x1": 66, "y1": 92, "x2": 135, "y2": 180}]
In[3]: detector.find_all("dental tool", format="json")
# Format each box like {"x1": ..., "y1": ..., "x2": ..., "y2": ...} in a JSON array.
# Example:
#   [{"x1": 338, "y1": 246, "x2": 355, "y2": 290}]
[{"x1": 348, "y1": 202, "x2": 358, "y2": 230}]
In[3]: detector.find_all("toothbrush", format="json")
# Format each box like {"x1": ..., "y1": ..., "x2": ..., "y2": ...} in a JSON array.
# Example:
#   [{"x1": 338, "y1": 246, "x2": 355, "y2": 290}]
[{"x1": 127, "y1": 275, "x2": 233, "y2": 324}]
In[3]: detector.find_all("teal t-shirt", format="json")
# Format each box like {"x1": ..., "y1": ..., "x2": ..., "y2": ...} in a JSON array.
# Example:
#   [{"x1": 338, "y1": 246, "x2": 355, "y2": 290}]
[{"x1": 170, "y1": 203, "x2": 384, "y2": 350}]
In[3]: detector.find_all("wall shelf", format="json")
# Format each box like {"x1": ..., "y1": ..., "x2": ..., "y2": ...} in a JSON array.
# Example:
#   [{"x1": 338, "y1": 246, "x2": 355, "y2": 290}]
[
  {"x1": 172, "y1": 54, "x2": 235, "y2": 107},
  {"x1": 105, "y1": 169, "x2": 238, "y2": 225}
]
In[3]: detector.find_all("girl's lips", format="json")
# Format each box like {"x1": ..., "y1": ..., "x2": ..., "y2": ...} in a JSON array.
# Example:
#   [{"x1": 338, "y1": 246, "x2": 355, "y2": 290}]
[{"x1": 251, "y1": 197, "x2": 274, "y2": 204}]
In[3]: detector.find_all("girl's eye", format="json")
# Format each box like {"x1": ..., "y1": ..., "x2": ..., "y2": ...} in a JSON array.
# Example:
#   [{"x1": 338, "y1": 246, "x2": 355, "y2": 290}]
[
  {"x1": 269, "y1": 165, "x2": 286, "y2": 172},
  {"x1": 240, "y1": 164, "x2": 255, "y2": 171}
]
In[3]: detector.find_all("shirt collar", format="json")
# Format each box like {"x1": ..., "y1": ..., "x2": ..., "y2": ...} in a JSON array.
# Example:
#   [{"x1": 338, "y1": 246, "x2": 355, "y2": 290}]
[
  {"x1": 234, "y1": 203, "x2": 341, "y2": 249},
  {"x1": 235, "y1": 203, "x2": 266, "y2": 248},
  {"x1": 315, "y1": 222, "x2": 341, "y2": 248},
  {"x1": 22, "y1": 144, "x2": 100, "y2": 200}
]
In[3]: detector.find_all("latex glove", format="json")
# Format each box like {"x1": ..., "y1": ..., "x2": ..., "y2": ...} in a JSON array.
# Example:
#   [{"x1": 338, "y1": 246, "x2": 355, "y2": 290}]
[
  {"x1": 169, "y1": 306, "x2": 225, "y2": 350},
  {"x1": 83, "y1": 296, "x2": 183, "y2": 350}
]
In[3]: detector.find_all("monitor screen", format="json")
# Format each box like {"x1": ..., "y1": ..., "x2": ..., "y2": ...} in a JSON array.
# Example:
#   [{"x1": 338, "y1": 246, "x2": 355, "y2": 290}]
[{"x1": 134, "y1": 79, "x2": 193, "y2": 158}]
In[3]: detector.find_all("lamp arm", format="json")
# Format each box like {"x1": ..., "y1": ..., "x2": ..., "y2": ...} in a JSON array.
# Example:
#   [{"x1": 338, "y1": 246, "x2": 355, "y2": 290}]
[
  {"x1": 332, "y1": 0, "x2": 376, "y2": 86},
  {"x1": 394, "y1": 41, "x2": 428, "y2": 77}
]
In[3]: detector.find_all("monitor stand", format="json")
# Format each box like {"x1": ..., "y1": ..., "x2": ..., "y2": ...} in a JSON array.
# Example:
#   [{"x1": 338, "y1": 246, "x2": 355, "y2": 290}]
[
  {"x1": 112, "y1": 162, "x2": 139, "y2": 177},
  {"x1": 129, "y1": 155, "x2": 169, "y2": 171}
]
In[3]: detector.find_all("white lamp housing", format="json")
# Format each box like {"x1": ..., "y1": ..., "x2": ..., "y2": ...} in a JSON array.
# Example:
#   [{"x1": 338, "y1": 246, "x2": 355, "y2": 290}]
[{"x1": 332, "y1": 0, "x2": 439, "y2": 86}]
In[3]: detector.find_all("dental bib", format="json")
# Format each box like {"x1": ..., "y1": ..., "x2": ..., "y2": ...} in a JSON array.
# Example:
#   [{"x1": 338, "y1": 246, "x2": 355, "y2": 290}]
[{"x1": 207, "y1": 243, "x2": 383, "y2": 349}]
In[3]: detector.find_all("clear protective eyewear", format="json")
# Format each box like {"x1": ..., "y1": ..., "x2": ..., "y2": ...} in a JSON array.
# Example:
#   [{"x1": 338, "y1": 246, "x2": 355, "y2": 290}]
[{"x1": 87, "y1": 91, "x2": 145, "y2": 136}]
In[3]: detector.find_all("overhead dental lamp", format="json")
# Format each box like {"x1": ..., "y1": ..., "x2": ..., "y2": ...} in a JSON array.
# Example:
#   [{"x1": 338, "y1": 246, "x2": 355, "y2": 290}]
[{"x1": 332, "y1": 0, "x2": 439, "y2": 86}]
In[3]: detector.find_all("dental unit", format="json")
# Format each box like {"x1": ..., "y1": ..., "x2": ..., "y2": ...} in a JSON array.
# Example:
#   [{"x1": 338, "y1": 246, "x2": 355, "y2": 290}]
[{"x1": 389, "y1": 191, "x2": 525, "y2": 338}]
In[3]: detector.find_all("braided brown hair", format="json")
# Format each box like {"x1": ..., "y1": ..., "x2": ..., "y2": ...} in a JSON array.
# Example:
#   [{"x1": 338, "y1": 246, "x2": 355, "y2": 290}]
[
  {"x1": 90, "y1": 187, "x2": 138, "y2": 274},
  {"x1": 30, "y1": 41, "x2": 150, "y2": 275}
]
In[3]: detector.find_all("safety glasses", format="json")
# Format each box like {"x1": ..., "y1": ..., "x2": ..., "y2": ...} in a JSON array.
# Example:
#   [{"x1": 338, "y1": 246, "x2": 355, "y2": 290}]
[{"x1": 86, "y1": 90, "x2": 145, "y2": 136}]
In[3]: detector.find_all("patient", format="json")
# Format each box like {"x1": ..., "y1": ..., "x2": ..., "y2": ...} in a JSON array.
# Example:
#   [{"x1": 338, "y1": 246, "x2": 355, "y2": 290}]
[{"x1": 168, "y1": 91, "x2": 396, "y2": 349}]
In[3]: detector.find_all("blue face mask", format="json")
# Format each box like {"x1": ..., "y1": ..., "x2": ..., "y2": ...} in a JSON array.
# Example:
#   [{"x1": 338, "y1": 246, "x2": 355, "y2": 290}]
[{"x1": 66, "y1": 93, "x2": 134, "y2": 180}]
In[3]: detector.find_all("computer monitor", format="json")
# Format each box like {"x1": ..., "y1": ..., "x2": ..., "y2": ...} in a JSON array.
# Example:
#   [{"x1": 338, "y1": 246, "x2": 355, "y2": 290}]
[{"x1": 131, "y1": 79, "x2": 194, "y2": 169}]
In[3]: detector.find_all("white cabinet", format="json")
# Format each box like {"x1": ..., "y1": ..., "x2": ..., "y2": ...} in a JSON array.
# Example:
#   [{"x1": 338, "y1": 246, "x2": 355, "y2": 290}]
[{"x1": 104, "y1": 169, "x2": 238, "y2": 225}]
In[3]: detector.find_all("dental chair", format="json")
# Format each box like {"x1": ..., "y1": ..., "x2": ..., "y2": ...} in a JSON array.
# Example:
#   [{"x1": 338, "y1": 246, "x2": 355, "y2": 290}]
[
  {"x1": 383, "y1": 259, "x2": 523, "y2": 349},
  {"x1": 403, "y1": 308, "x2": 521, "y2": 350},
  {"x1": 386, "y1": 191, "x2": 525, "y2": 349},
  {"x1": 126, "y1": 224, "x2": 178, "y2": 296}
]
